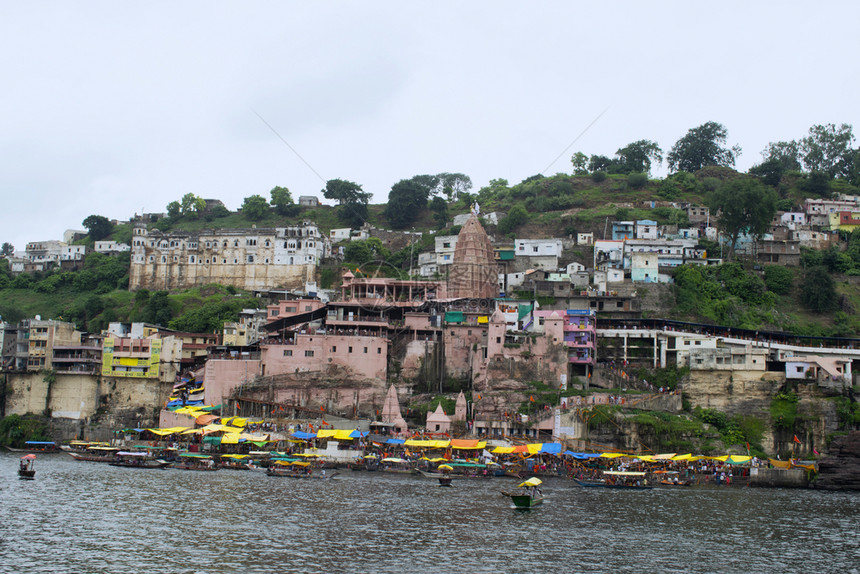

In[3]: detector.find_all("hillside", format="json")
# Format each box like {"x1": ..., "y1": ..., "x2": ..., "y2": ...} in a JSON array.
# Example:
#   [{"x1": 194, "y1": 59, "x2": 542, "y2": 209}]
[{"x1": 2, "y1": 167, "x2": 860, "y2": 337}]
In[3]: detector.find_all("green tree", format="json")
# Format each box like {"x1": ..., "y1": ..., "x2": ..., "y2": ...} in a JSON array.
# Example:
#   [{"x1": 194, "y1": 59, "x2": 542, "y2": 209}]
[
  {"x1": 588, "y1": 155, "x2": 614, "y2": 173},
  {"x1": 166, "y1": 201, "x2": 181, "y2": 219},
  {"x1": 667, "y1": 121, "x2": 741, "y2": 173},
  {"x1": 764, "y1": 265, "x2": 794, "y2": 295},
  {"x1": 748, "y1": 158, "x2": 786, "y2": 187},
  {"x1": 270, "y1": 186, "x2": 300, "y2": 216},
  {"x1": 241, "y1": 195, "x2": 269, "y2": 221},
  {"x1": 800, "y1": 123, "x2": 855, "y2": 178},
  {"x1": 760, "y1": 140, "x2": 802, "y2": 171},
  {"x1": 570, "y1": 152, "x2": 589, "y2": 175},
  {"x1": 82, "y1": 215, "x2": 114, "y2": 241},
  {"x1": 437, "y1": 173, "x2": 472, "y2": 200},
  {"x1": 180, "y1": 193, "x2": 206, "y2": 216},
  {"x1": 800, "y1": 171, "x2": 832, "y2": 197},
  {"x1": 430, "y1": 196, "x2": 448, "y2": 228},
  {"x1": 384, "y1": 177, "x2": 433, "y2": 229},
  {"x1": 708, "y1": 177, "x2": 777, "y2": 260},
  {"x1": 322, "y1": 179, "x2": 371, "y2": 227},
  {"x1": 498, "y1": 203, "x2": 529, "y2": 235},
  {"x1": 614, "y1": 140, "x2": 663, "y2": 175},
  {"x1": 800, "y1": 266, "x2": 838, "y2": 313},
  {"x1": 476, "y1": 178, "x2": 509, "y2": 203},
  {"x1": 1, "y1": 242, "x2": 14, "y2": 257}
]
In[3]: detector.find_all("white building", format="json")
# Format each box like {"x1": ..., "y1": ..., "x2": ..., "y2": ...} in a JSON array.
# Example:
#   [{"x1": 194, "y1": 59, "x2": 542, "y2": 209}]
[
  {"x1": 329, "y1": 228, "x2": 352, "y2": 242},
  {"x1": 94, "y1": 241, "x2": 131, "y2": 254},
  {"x1": 515, "y1": 239, "x2": 563, "y2": 258},
  {"x1": 61, "y1": 245, "x2": 89, "y2": 261},
  {"x1": 25, "y1": 240, "x2": 66, "y2": 264}
]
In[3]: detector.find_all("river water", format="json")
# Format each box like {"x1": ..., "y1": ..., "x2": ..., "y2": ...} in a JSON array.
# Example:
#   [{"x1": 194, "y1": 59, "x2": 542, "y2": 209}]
[{"x1": 1, "y1": 452, "x2": 859, "y2": 574}]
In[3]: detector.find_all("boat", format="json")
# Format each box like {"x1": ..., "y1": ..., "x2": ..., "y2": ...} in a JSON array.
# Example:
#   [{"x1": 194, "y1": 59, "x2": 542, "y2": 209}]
[
  {"x1": 573, "y1": 471, "x2": 653, "y2": 490},
  {"x1": 380, "y1": 457, "x2": 416, "y2": 475},
  {"x1": 502, "y1": 477, "x2": 545, "y2": 508},
  {"x1": 660, "y1": 479, "x2": 692, "y2": 487},
  {"x1": 266, "y1": 460, "x2": 337, "y2": 479},
  {"x1": 172, "y1": 453, "x2": 218, "y2": 471},
  {"x1": 109, "y1": 451, "x2": 171, "y2": 469},
  {"x1": 67, "y1": 446, "x2": 122, "y2": 463},
  {"x1": 18, "y1": 454, "x2": 36, "y2": 479},
  {"x1": 6, "y1": 441, "x2": 60, "y2": 453},
  {"x1": 219, "y1": 454, "x2": 251, "y2": 470}
]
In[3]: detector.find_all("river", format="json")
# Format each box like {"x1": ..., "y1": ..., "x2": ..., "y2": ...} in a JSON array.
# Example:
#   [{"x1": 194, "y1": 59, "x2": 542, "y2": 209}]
[{"x1": 1, "y1": 452, "x2": 859, "y2": 573}]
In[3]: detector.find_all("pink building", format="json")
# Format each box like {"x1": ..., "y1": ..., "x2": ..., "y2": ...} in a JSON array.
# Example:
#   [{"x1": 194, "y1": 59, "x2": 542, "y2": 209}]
[
  {"x1": 561, "y1": 309, "x2": 597, "y2": 376},
  {"x1": 261, "y1": 333, "x2": 388, "y2": 381},
  {"x1": 266, "y1": 298, "x2": 325, "y2": 323}
]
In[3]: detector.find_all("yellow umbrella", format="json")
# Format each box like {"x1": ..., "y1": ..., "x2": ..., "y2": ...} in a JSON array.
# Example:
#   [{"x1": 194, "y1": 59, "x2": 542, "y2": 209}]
[
  {"x1": 518, "y1": 477, "x2": 542, "y2": 488},
  {"x1": 438, "y1": 464, "x2": 453, "y2": 471}
]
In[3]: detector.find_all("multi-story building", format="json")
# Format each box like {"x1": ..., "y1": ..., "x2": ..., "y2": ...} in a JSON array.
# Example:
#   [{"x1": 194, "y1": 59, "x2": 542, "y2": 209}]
[
  {"x1": 94, "y1": 241, "x2": 130, "y2": 254},
  {"x1": 223, "y1": 309, "x2": 269, "y2": 347},
  {"x1": 129, "y1": 222, "x2": 327, "y2": 291},
  {"x1": 101, "y1": 333, "x2": 181, "y2": 383},
  {"x1": 25, "y1": 240, "x2": 66, "y2": 266},
  {"x1": 24, "y1": 319, "x2": 81, "y2": 371},
  {"x1": 52, "y1": 336, "x2": 102, "y2": 374}
]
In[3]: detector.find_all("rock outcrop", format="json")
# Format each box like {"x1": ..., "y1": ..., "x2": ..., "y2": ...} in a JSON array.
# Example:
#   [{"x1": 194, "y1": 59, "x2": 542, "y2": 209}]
[{"x1": 814, "y1": 431, "x2": 860, "y2": 490}]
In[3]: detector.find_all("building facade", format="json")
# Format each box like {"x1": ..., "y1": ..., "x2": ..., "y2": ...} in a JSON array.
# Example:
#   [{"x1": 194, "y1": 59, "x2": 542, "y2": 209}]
[{"x1": 129, "y1": 222, "x2": 326, "y2": 291}]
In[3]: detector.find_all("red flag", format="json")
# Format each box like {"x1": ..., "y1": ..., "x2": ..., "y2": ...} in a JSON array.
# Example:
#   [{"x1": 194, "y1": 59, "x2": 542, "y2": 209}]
[
  {"x1": 813, "y1": 448, "x2": 820, "y2": 455},
  {"x1": 793, "y1": 435, "x2": 801, "y2": 444},
  {"x1": 529, "y1": 395, "x2": 535, "y2": 402},
  {"x1": 476, "y1": 394, "x2": 481, "y2": 400},
  {"x1": 320, "y1": 405, "x2": 325, "y2": 411}
]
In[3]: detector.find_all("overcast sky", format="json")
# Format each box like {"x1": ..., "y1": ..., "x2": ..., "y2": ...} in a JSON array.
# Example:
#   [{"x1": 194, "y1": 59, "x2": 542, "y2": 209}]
[{"x1": 2, "y1": 1, "x2": 858, "y2": 251}]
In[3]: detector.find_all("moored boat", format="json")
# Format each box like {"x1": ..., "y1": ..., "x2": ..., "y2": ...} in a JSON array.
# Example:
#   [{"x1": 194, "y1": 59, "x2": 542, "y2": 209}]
[
  {"x1": 7, "y1": 441, "x2": 60, "y2": 453},
  {"x1": 573, "y1": 471, "x2": 653, "y2": 490},
  {"x1": 172, "y1": 453, "x2": 218, "y2": 471},
  {"x1": 67, "y1": 445, "x2": 122, "y2": 463},
  {"x1": 109, "y1": 451, "x2": 170, "y2": 469}
]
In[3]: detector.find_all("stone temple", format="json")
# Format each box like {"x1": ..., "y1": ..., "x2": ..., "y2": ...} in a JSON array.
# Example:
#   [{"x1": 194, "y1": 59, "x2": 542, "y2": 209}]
[{"x1": 447, "y1": 214, "x2": 498, "y2": 299}]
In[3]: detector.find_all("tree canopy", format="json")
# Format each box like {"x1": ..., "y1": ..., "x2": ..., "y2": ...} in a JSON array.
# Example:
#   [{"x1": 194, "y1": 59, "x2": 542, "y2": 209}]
[
  {"x1": 707, "y1": 177, "x2": 777, "y2": 260},
  {"x1": 241, "y1": 195, "x2": 269, "y2": 221},
  {"x1": 270, "y1": 186, "x2": 300, "y2": 217},
  {"x1": 82, "y1": 215, "x2": 114, "y2": 241},
  {"x1": 384, "y1": 176, "x2": 436, "y2": 229},
  {"x1": 322, "y1": 179, "x2": 371, "y2": 227},
  {"x1": 667, "y1": 122, "x2": 741, "y2": 173}
]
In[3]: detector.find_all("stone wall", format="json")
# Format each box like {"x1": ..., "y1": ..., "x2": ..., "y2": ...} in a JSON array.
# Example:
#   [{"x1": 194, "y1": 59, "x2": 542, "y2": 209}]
[{"x1": 2, "y1": 372, "x2": 170, "y2": 432}]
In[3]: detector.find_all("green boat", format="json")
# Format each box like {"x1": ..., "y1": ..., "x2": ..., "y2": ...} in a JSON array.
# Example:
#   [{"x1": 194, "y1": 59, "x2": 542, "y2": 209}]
[{"x1": 502, "y1": 477, "x2": 544, "y2": 508}]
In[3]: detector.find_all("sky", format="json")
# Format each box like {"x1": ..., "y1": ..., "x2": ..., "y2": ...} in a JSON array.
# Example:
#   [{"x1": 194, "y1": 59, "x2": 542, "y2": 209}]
[{"x1": 1, "y1": 1, "x2": 859, "y2": 252}]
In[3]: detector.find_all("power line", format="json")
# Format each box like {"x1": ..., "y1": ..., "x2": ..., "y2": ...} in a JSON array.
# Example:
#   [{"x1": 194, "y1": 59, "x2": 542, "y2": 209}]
[{"x1": 540, "y1": 107, "x2": 610, "y2": 175}]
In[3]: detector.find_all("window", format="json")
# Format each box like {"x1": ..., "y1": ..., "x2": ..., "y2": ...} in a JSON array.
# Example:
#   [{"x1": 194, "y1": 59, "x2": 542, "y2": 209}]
[
  {"x1": 283, "y1": 350, "x2": 292, "y2": 357},
  {"x1": 533, "y1": 246, "x2": 539, "y2": 253},
  {"x1": 694, "y1": 340, "x2": 701, "y2": 346},
  {"x1": 247, "y1": 255, "x2": 254, "y2": 263},
  {"x1": 496, "y1": 337, "x2": 501, "y2": 343},
  {"x1": 349, "y1": 346, "x2": 353, "y2": 353},
  {"x1": 363, "y1": 347, "x2": 368, "y2": 353},
  {"x1": 377, "y1": 348, "x2": 382, "y2": 354},
  {"x1": 331, "y1": 346, "x2": 337, "y2": 352},
  {"x1": 304, "y1": 350, "x2": 314, "y2": 357}
]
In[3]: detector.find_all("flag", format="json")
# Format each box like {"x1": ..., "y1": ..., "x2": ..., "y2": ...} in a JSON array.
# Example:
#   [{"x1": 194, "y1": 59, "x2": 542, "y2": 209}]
[
  {"x1": 745, "y1": 442, "x2": 751, "y2": 453},
  {"x1": 320, "y1": 405, "x2": 325, "y2": 411},
  {"x1": 476, "y1": 394, "x2": 481, "y2": 400},
  {"x1": 813, "y1": 448, "x2": 819, "y2": 455},
  {"x1": 529, "y1": 395, "x2": 535, "y2": 402},
  {"x1": 793, "y1": 435, "x2": 801, "y2": 444}
]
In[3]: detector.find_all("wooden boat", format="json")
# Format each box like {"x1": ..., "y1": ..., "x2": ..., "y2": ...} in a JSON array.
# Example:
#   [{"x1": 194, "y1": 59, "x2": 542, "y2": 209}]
[
  {"x1": 380, "y1": 458, "x2": 416, "y2": 474},
  {"x1": 266, "y1": 462, "x2": 338, "y2": 479},
  {"x1": 109, "y1": 451, "x2": 170, "y2": 469},
  {"x1": 438, "y1": 476, "x2": 453, "y2": 487},
  {"x1": 660, "y1": 479, "x2": 692, "y2": 487},
  {"x1": 573, "y1": 475, "x2": 654, "y2": 490},
  {"x1": 502, "y1": 477, "x2": 544, "y2": 508},
  {"x1": 18, "y1": 454, "x2": 36, "y2": 479},
  {"x1": 67, "y1": 446, "x2": 121, "y2": 463},
  {"x1": 172, "y1": 454, "x2": 218, "y2": 471},
  {"x1": 7, "y1": 441, "x2": 60, "y2": 453}
]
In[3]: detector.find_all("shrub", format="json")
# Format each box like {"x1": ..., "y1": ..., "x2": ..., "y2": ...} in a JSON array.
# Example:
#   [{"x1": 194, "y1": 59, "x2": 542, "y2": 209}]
[
  {"x1": 591, "y1": 171, "x2": 607, "y2": 183},
  {"x1": 627, "y1": 172, "x2": 648, "y2": 189}
]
